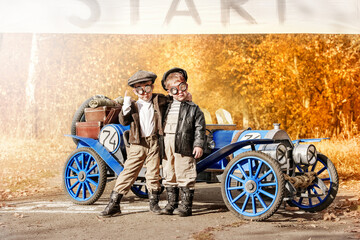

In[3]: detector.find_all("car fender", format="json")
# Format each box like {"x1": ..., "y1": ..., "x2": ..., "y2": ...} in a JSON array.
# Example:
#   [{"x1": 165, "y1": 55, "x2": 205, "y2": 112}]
[
  {"x1": 65, "y1": 135, "x2": 123, "y2": 175},
  {"x1": 196, "y1": 139, "x2": 276, "y2": 173}
]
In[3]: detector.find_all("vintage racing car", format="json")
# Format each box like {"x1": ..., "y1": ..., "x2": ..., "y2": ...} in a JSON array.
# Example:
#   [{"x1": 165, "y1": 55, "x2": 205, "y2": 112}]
[{"x1": 63, "y1": 95, "x2": 338, "y2": 221}]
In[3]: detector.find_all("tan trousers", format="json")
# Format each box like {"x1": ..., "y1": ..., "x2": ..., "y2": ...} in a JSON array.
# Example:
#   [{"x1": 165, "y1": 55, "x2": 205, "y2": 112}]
[
  {"x1": 162, "y1": 134, "x2": 197, "y2": 189},
  {"x1": 114, "y1": 135, "x2": 161, "y2": 195}
]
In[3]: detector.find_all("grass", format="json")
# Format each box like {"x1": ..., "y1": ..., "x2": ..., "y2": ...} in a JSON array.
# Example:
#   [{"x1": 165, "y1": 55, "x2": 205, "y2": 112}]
[
  {"x1": 314, "y1": 136, "x2": 360, "y2": 181},
  {"x1": 0, "y1": 137, "x2": 74, "y2": 200},
  {"x1": 0, "y1": 136, "x2": 359, "y2": 201}
]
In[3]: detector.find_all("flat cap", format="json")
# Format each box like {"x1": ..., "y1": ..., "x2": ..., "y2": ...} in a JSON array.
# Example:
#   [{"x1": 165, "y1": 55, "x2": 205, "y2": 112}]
[
  {"x1": 161, "y1": 67, "x2": 188, "y2": 90},
  {"x1": 128, "y1": 70, "x2": 157, "y2": 87}
]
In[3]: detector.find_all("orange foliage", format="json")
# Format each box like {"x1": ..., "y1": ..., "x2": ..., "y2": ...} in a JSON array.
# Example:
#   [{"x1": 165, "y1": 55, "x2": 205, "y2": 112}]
[{"x1": 0, "y1": 34, "x2": 359, "y2": 139}]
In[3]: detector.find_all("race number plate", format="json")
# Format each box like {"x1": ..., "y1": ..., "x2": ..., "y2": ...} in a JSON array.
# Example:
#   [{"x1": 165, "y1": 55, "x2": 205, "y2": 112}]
[
  {"x1": 99, "y1": 125, "x2": 121, "y2": 153},
  {"x1": 240, "y1": 132, "x2": 261, "y2": 149}
]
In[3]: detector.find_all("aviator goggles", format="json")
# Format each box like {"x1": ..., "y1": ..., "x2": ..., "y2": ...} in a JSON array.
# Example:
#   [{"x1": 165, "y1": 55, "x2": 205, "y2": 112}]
[
  {"x1": 170, "y1": 82, "x2": 188, "y2": 95},
  {"x1": 135, "y1": 85, "x2": 152, "y2": 95}
]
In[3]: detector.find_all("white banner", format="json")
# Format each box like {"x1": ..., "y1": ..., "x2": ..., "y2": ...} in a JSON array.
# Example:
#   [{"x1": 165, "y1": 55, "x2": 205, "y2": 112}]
[{"x1": 1, "y1": 0, "x2": 360, "y2": 34}]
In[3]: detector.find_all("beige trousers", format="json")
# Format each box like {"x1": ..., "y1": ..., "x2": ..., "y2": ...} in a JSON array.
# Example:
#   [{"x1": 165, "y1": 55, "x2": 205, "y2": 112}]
[
  {"x1": 162, "y1": 134, "x2": 197, "y2": 189},
  {"x1": 114, "y1": 135, "x2": 161, "y2": 195}
]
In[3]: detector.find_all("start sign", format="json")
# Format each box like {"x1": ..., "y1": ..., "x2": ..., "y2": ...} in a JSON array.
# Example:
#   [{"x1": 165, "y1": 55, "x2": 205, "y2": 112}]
[{"x1": 0, "y1": 0, "x2": 359, "y2": 33}]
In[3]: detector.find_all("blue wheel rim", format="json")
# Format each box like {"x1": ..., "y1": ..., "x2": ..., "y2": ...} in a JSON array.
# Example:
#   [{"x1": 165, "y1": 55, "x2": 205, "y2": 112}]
[
  {"x1": 131, "y1": 180, "x2": 148, "y2": 197},
  {"x1": 225, "y1": 156, "x2": 279, "y2": 217},
  {"x1": 290, "y1": 157, "x2": 332, "y2": 209},
  {"x1": 64, "y1": 151, "x2": 101, "y2": 202}
]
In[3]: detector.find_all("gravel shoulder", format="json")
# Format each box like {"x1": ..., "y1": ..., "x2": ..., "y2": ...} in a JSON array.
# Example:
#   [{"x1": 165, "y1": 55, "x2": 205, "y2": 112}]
[{"x1": 1, "y1": 181, "x2": 360, "y2": 240}]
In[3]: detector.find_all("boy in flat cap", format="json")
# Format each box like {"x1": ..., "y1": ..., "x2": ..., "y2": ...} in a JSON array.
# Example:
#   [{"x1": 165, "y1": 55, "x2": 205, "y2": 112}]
[
  {"x1": 100, "y1": 70, "x2": 168, "y2": 217},
  {"x1": 160, "y1": 67, "x2": 206, "y2": 217}
]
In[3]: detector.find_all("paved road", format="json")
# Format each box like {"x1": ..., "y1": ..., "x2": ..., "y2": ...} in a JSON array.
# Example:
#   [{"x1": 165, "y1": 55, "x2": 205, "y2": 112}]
[{"x1": 0, "y1": 182, "x2": 359, "y2": 240}]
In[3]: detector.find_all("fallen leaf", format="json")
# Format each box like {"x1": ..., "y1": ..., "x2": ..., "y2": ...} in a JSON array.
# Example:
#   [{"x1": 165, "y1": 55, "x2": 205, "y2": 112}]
[
  {"x1": 285, "y1": 206, "x2": 299, "y2": 211},
  {"x1": 96, "y1": 216, "x2": 105, "y2": 222},
  {"x1": 13, "y1": 213, "x2": 24, "y2": 218},
  {"x1": 323, "y1": 212, "x2": 336, "y2": 221}
]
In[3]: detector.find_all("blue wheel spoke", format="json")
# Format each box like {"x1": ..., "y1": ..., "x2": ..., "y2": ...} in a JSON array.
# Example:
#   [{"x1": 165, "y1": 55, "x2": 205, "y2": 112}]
[
  {"x1": 85, "y1": 181, "x2": 93, "y2": 195},
  {"x1": 231, "y1": 190, "x2": 246, "y2": 203},
  {"x1": 229, "y1": 174, "x2": 245, "y2": 184},
  {"x1": 137, "y1": 184, "x2": 148, "y2": 194},
  {"x1": 296, "y1": 165, "x2": 303, "y2": 172},
  {"x1": 298, "y1": 197, "x2": 303, "y2": 205},
  {"x1": 258, "y1": 170, "x2": 272, "y2": 181},
  {"x1": 73, "y1": 157, "x2": 81, "y2": 171},
  {"x1": 87, "y1": 174, "x2": 100, "y2": 178},
  {"x1": 85, "y1": 157, "x2": 92, "y2": 171},
  {"x1": 81, "y1": 154, "x2": 85, "y2": 170},
  {"x1": 259, "y1": 182, "x2": 276, "y2": 187},
  {"x1": 77, "y1": 154, "x2": 84, "y2": 170},
  {"x1": 259, "y1": 189, "x2": 275, "y2": 199},
  {"x1": 311, "y1": 160, "x2": 318, "y2": 171},
  {"x1": 82, "y1": 183, "x2": 86, "y2": 199},
  {"x1": 241, "y1": 194, "x2": 250, "y2": 212},
  {"x1": 138, "y1": 185, "x2": 148, "y2": 194},
  {"x1": 69, "y1": 180, "x2": 80, "y2": 190},
  {"x1": 236, "y1": 163, "x2": 248, "y2": 179},
  {"x1": 248, "y1": 159, "x2": 253, "y2": 178},
  {"x1": 75, "y1": 183, "x2": 82, "y2": 197},
  {"x1": 87, "y1": 164, "x2": 98, "y2": 174},
  {"x1": 251, "y1": 195, "x2": 256, "y2": 214},
  {"x1": 254, "y1": 162, "x2": 263, "y2": 178},
  {"x1": 66, "y1": 176, "x2": 78, "y2": 179},
  {"x1": 228, "y1": 186, "x2": 244, "y2": 191},
  {"x1": 69, "y1": 166, "x2": 79, "y2": 174},
  {"x1": 87, "y1": 178, "x2": 99, "y2": 187},
  {"x1": 312, "y1": 187, "x2": 322, "y2": 202},
  {"x1": 255, "y1": 193, "x2": 267, "y2": 209},
  {"x1": 321, "y1": 177, "x2": 330, "y2": 181},
  {"x1": 308, "y1": 189, "x2": 313, "y2": 206},
  {"x1": 317, "y1": 166, "x2": 327, "y2": 175}
]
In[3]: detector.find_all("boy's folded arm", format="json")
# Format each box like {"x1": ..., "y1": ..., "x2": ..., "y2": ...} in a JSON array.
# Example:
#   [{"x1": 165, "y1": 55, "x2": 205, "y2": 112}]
[
  {"x1": 193, "y1": 106, "x2": 206, "y2": 149},
  {"x1": 193, "y1": 146, "x2": 203, "y2": 159}
]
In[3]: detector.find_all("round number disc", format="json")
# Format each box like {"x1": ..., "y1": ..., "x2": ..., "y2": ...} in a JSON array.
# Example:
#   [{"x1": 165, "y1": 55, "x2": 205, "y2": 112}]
[{"x1": 99, "y1": 125, "x2": 120, "y2": 153}]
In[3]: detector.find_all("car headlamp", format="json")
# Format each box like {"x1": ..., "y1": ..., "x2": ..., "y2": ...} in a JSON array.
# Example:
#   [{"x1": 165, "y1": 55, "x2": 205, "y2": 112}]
[{"x1": 292, "y1": 144, "x2": 317, "y2": 165}]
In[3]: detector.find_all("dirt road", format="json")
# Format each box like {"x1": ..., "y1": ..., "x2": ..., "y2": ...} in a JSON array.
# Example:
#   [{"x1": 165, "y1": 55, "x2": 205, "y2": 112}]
[{"x1": 1, "y1": 182, "x2": 359, "y2": 240}]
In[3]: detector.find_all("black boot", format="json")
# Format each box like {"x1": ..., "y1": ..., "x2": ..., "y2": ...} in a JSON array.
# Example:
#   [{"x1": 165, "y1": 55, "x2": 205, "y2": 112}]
[
  {"x1": 149, "y1": 190, "x2": 161, "y2": 214},
  {"x1": 160, "y1": 187, "x2": 179, "y2": 215},
  {"x1": 176, "y1": 187, "x2": 194, "y2": 217},
  {"x1": 99, "y1": 191, "x2": 122, "y2": 217}
]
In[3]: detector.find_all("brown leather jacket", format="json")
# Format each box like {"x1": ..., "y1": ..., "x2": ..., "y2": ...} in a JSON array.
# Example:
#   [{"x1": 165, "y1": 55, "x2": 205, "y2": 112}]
[{"x1": 118, "y1": 94, "x2": 169, "y2": 145}]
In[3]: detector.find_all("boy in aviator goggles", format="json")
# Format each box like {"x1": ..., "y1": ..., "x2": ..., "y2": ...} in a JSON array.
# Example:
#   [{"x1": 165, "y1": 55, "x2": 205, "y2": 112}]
[
  {"x1": 135, "y1": 84, "x2": 152, "y2": 95},
  {"x1": 160, "y1": 68, "x2": 205, "y2": 217},
  {"x1": 100, "y1": 70, "x2": 164, "y2": 217},
  {"x1": 169, "y1": 82, "x2": 188, "y2": 95}
]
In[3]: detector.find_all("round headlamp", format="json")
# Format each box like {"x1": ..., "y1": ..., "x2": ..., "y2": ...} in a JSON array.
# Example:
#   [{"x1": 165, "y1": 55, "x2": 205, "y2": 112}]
[{"x1": 292, "y1": 144, "x2": 317, "y2": 165}]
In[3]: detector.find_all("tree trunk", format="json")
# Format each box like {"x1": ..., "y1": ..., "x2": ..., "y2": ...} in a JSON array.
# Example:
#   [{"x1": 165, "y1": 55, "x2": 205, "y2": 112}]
[
  {"x1": 25, "y1": 33, "x2": 39, "y2": 138},
  {"x1": 241, "y1": 95, "x2": 249, "y2": 128}
]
